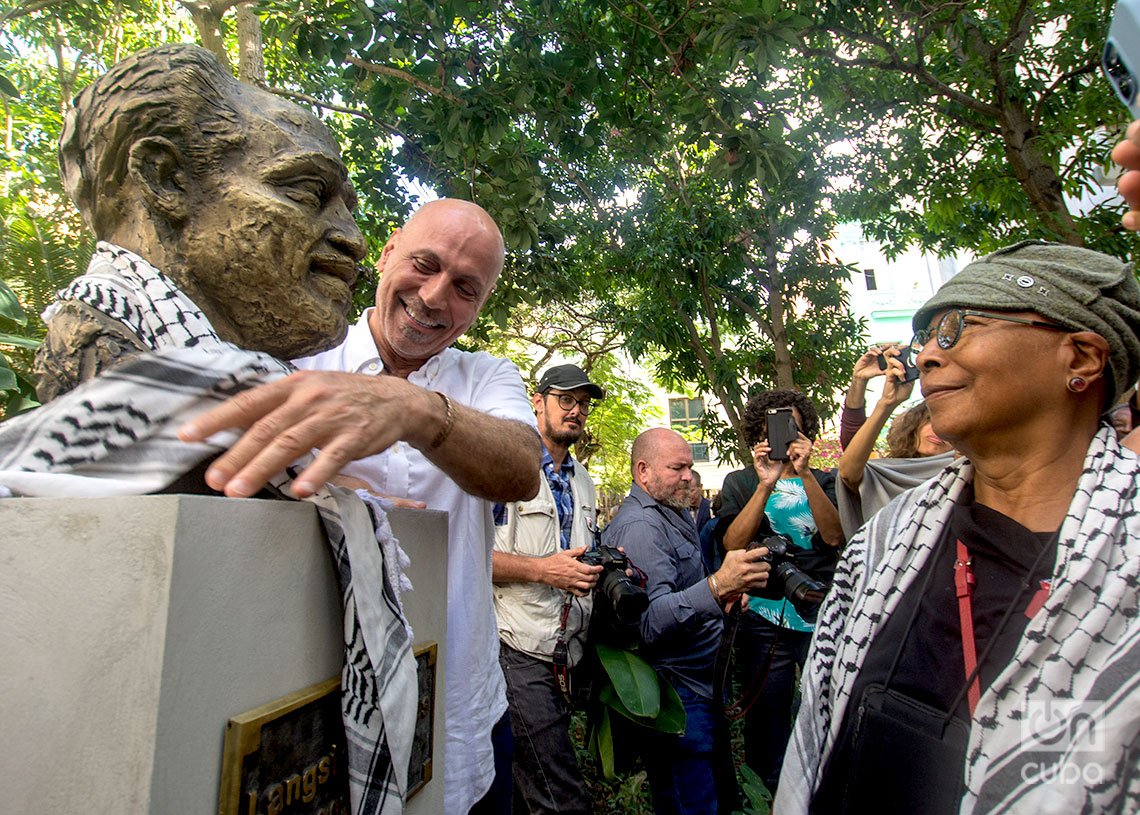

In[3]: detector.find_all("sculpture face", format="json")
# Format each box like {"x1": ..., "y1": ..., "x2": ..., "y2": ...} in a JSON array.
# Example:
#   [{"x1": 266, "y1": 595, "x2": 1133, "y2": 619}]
[{"x1": 172, "y1": 90, "x2": 367, "y2": 360}]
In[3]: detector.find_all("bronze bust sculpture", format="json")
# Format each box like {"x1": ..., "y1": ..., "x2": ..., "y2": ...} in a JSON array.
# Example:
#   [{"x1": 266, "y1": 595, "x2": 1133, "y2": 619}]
[{"x1": 35, "y1": 43, "x2": 367, "y2": 401}]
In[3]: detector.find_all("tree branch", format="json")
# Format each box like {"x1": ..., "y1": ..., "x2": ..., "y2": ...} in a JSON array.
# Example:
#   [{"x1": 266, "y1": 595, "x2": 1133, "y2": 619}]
[{"x1": 345, "y1": 54, "x2": 461, "y2": 103}]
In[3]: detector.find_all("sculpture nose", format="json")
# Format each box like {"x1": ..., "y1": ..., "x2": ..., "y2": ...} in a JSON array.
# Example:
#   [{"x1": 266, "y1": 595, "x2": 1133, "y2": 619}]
[{"x1": 328, "y1": 198, "x2": 367, "y2": 262}]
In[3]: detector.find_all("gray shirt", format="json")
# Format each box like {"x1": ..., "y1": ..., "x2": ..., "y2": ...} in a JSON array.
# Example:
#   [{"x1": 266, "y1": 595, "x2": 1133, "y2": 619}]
[{"x1": 602, "y1": 483, "x2": 724, "y2": 698}]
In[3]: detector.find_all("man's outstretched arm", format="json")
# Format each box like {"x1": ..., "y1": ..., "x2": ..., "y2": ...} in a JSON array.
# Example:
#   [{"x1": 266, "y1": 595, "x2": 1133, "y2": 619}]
[{"x1": 179, "y1": 370, "x2": 541, "y2": 500}]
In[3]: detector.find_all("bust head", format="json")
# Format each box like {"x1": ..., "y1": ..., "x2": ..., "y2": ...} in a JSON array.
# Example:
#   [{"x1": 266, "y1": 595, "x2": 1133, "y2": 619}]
[{"x1": 60, "y1": 44, "x2": 367, "y2": 359}]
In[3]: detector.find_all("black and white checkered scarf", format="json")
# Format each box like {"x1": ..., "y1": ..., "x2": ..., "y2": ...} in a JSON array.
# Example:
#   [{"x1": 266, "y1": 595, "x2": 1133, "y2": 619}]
[
  {"x1": 778, "y1": 427, "x2": 1140, "y2": 814},
  {"x1": 2, "y1": 244, "x2": 416, "y2": 812}
]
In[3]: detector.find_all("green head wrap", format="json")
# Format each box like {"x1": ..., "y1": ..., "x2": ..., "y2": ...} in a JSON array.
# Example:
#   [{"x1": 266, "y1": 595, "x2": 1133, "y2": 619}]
[{"x1": 912, "y1": 241, "x2": 1140, "y2": 407}]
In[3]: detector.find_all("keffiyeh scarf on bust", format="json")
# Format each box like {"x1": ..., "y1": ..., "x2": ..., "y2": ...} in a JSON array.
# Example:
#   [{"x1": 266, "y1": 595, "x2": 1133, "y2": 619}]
[
  {"x1": 777, "y1": 427, "x2": 1140, "y2": 815},
  {"x1": 2, "y1": 243, "x2": 416, "y2": 813}
]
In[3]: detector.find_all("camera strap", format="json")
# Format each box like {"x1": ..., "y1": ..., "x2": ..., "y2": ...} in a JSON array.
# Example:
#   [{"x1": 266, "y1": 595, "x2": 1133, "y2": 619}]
[
  {"x1": 954, "y1": 541, "x2": 981, "y2": 716},
  {"x1": 551, "y1": 595, "x2": 573, "y2": 699},
  {"x1": 715, "y1": 599, "x2": 780, "y2": 720},
  {"x1": 948, "y1": 535, "x2": 1055, "y2": 720}
]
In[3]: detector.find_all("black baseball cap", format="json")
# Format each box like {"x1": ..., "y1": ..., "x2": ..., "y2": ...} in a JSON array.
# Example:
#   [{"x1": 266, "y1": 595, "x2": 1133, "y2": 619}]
[{"x1": 536, "y1": 364, "x2": 606, "y2": 399}]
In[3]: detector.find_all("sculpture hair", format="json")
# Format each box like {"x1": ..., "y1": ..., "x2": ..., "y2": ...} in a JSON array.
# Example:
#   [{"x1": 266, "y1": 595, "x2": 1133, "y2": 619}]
[{"x1": 59, "y1": 44, "x2": 248, "y2": 237}]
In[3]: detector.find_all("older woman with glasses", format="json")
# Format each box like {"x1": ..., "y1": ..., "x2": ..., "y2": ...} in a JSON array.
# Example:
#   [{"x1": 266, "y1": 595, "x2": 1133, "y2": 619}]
[{"x1": 777, "y1": 241, "x2": 1140, "y2": 815}]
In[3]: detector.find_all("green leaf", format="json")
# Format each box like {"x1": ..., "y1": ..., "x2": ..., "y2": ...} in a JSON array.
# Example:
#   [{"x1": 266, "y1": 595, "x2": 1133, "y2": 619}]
[
  {"x1": 598, "y1": 706, "x2": 615, "y2": 779},
  {"x1": 0, "y1": 74, "x2": 18, "y2": 99},
  {"x1": 650, "y1": 674, "x2": 687, "y2": 734},
  {"x1": 595, "y1": 643, "x2": 660, "y2": 717},
  {"x1": 0, "y1": 333, "x2": 40, "y2": 350},
  {"x1": 0, "y1": 353, "x2": 16, "y2": 392},
  {"x1": 0, "y1": 279, "x2": 28, "y2": 326}
]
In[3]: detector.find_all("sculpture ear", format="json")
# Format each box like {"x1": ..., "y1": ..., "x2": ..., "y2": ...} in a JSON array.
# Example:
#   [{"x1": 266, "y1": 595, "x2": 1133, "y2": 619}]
[{"x1": 127, "y1": 137, "x2": 191, "y2": 224}]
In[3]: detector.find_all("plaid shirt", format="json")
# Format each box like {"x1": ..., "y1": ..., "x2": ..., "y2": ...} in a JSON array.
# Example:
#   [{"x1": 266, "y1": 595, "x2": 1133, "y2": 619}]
[{"x1": 494, "y1": 446, "x2": 577, "y2": 549}]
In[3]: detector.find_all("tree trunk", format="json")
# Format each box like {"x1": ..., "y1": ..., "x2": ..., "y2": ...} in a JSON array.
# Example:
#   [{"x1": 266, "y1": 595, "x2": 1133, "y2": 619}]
[
  {"x1": 236, "y1": 2, "x2": 264, "y2": 85},
  {"x1": 998, "y1": 103, "x2": 1083, "y2": 246},
  {"x1": 762, "y1": 231, "x2": 795, "y2": 389}
]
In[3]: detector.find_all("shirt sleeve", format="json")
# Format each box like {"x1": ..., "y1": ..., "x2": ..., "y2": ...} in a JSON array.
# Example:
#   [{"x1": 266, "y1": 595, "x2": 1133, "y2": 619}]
[
  {"x1": 839, "y1": 405, "x2": 867, "y2": 450},
  {"x1": 605, "y1": 514, "x2": 721, "y2": 646},
  {"x1": 468, "y1": 354, "x2": 538, "y2": 430}
]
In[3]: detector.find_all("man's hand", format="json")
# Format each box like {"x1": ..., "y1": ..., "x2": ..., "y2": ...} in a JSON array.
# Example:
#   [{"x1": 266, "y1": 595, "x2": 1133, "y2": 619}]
[
  {"x1": 179, "y1": 370, "x2": 436, "y2": 498},
  {"x1": 328, "y1": 475, "x2": 428, "y2": 509},
  {"x1": 714, "y1": 546, "x2": 771, "y2": 597},
  {"x1": 751, "y1": 440, "x2": 784, "y2": 487},
  {"x1": 1113, "y1": 120, "x2": 1140, "y2": 231},
  {"x1": 540, "y1": 546, "x2": 603, "y2": 596}
]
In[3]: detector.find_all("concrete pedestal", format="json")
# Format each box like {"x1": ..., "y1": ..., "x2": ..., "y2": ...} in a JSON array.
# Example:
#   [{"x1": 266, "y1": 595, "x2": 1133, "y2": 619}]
[{"x1": 0, "y1": 496, "x2": 447, "y2": 814}]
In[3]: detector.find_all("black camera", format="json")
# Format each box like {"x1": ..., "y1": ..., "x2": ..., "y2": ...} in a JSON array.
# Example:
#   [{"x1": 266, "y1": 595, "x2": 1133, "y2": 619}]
[
  {"x1": 747, "y1": 534, "x2": 827, "y2": 622},
  {"x1": 876, "y1": 345, "x2": 920, "y2": 383},
  {"x1": 580, "y1": 545, "x2": 648, "y2": 626}
]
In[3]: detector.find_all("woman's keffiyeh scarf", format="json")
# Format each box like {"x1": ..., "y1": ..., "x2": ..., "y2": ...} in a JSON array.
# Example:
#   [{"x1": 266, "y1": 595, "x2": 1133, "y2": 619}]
[
  {"x1": 1, "y1": 244, "x2": 416, "y2": 812},
  {"x1": 777, "y1": 427, "x2": 1140, "y2": 815}
]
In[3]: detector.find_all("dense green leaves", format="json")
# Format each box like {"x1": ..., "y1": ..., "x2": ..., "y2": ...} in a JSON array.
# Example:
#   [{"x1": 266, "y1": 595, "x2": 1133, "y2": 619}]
[{"x1": 1, "y1": 0, "x2": 1131, "y2": 454}]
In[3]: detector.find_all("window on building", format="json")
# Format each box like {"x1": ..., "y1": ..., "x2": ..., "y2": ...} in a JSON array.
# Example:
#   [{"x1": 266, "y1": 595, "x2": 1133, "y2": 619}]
[
  {"x1": 669, "y1": 397, "x2": 704, "y2": 429},
  {"x1": 690, "y1": 442, "x2": 709, "y2": 462},
  {"x1": 863, "y1": 268, "x2": 878, "y2": 291}
]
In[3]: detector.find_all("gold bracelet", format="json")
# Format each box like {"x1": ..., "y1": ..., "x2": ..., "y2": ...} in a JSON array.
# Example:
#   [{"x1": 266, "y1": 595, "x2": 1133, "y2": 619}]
[
  {"x1": 708, "y1": 573, "x2": 721, "y2": 602},
  {"x1": 429, "y1": 391, "x2": 455, "y2": 450}
]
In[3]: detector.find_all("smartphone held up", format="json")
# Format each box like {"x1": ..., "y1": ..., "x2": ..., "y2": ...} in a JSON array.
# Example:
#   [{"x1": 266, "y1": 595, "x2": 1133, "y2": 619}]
[
  {"x1": 765, "y1": 407, "x2": 799, "y2": 462},
  {"x1": 1105, "y1": 0, "x2": 1140, "y2": 115},
  {"x1": 876, "y1": 345, "x2": 921, "y2": 383}
]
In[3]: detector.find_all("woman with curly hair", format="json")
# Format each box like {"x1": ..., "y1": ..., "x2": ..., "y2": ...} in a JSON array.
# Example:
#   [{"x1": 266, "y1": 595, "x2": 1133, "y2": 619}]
[
  {"x1": 836, "y1": 351, "x2": 954, "y2": 537},
  {"x1": 715, "y1": 388, "x2": 842, "y2": 795}
]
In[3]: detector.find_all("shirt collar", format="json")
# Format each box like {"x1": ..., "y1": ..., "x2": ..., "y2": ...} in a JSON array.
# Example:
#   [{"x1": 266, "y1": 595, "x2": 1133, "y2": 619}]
[
  {"x1": 541, "y1": 444, "x2": 576, "y2": 477},
  {"x1": 343, "y1": 308, "x2": 453, "y2": 385}
]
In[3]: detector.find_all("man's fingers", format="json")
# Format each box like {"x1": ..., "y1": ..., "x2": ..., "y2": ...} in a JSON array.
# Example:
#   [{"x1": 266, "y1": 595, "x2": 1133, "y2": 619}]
[{"x1": 179, "y1": 377, "x2": 297, "y2": 442}]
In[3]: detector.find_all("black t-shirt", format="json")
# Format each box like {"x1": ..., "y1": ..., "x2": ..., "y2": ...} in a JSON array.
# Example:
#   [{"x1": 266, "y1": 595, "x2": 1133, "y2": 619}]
[{"x1": 810, "y1": 499, "x2": 1057, "y2": 814}]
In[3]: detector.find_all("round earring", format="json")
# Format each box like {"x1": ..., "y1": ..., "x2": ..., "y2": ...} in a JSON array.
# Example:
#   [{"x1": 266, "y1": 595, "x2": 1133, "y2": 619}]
[{"x1": 1067, "y1": 376, "x2": 1088, "y2": 393}]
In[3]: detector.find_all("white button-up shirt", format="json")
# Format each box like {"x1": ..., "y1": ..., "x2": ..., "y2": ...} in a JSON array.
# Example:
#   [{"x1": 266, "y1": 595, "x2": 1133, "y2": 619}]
[{"x1": 295, "y1": 310, "x2": 537, "y2": 813}]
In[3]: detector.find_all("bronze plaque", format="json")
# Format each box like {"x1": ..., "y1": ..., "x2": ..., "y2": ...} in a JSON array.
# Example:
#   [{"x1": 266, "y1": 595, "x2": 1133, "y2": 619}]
[
  {"x1": 219, "y1": 643, "x2": 438, "y2": 813},
  {"x1": 218, "y1": 677, "x2": 349, "y2": 815},
  {"x1": 408, "y1": 642, "x2": 438, "y2": 799}
]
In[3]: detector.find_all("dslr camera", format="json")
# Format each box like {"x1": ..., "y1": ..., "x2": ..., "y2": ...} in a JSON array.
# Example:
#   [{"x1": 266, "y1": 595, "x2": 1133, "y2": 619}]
[
  {"x1": 747, "y1": 534, "x2": 827, "y2": 622},
  {"x1": 580, "y1": 544, "x2": 648, "y2": 626}
]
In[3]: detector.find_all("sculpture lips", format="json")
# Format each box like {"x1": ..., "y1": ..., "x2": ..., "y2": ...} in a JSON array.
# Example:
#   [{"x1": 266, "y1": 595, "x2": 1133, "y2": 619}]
[{"x1": 310, "y1": 255, "x2": 359, "y2": 289}]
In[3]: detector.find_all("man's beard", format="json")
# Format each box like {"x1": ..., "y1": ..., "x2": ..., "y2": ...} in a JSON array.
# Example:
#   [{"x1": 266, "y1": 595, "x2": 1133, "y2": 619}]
[
  {"x1": 648, "y1": 475, "x2": 689, "y2": 511},
  {"x1": 542, "y1": 416, "x2": 583, "y2": 447}
]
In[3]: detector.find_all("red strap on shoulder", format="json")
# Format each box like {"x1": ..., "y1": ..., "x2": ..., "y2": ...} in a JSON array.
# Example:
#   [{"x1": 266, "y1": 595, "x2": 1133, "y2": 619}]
[{"x1": 954, "y1": 540, "x2": 981, "y2": 716}]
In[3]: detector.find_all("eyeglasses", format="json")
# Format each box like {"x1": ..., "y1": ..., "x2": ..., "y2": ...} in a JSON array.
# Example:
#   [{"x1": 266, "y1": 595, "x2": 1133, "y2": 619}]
[
  {"x1": 910, "y1": 308, "x2": 1071, "y2": 354},
  {"x1": 546, "y1": 392, "x2": 593, "y2": 415}
]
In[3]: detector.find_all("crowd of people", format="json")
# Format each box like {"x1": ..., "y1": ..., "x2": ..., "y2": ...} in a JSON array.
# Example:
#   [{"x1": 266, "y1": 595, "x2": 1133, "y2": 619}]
[{"x1": 6, "y1": 41, "x2": 1140, "y2": 815}]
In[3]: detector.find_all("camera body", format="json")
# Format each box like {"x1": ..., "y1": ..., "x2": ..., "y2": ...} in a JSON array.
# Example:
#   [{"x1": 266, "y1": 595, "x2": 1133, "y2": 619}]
[
  {"x1": 876, "y1": 345, "x2": 920, "y2": 383},
  {"x1": 580, "y1": 544, "x2": 649, "y2": 626},
  {"x1": 746, "y1": 534, "x2": 827, "y2": 622},
  {"x1": 765, "y1": 407, "x2": 799, "y2": 461},
  {"x1": 1105, "y1": 0, "x2": 1140, "y2": 115}
]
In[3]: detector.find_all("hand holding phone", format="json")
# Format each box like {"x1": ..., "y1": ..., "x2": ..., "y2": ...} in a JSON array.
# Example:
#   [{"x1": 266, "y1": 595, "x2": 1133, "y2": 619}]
[
  {"x1": 765, "y1": 407, "x2": 798, "y2": 461},
  {"x1": 876, "y1": 345, "x2": 920, "y2": 383}
]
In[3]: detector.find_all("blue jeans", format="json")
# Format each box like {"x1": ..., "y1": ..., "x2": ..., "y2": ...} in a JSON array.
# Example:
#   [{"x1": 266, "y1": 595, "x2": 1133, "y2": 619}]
[
  {"x1": 640, "y1": 680, "x2": 737, "y2": 815},
  {"x1": 735, "y1": 611, "x2": 811, "y2": 793},
  {"x1": 499, "y1": 643, "x2": 590, "y2": 814}
]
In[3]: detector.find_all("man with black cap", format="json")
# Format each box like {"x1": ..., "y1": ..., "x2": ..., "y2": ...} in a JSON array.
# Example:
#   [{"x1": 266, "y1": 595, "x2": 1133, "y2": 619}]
[{"x1": 492, "y1": 363, "x2": 606, "y2": 814}]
